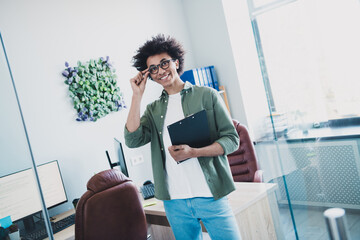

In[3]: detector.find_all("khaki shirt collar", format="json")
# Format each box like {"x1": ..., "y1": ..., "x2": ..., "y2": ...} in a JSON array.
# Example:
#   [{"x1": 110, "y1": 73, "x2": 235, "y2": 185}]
[{"x1": 160, "y1": 81, "x2": 193, "y2": 98}]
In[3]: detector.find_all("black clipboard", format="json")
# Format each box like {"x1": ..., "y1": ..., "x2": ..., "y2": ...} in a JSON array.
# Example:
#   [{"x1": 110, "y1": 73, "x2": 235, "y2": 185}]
[{"x1": 167, "y1": 109, "x2": 211, "y2": 148}]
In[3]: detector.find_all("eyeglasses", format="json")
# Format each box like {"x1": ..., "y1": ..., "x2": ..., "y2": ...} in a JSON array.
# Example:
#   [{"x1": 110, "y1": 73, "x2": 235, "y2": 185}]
[{"x1": 148, "y1": 59, "x2": 176, "y2": 75}]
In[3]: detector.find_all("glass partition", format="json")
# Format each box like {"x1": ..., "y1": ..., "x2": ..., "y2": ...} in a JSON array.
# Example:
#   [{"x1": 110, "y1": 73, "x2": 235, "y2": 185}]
[
  {"x1": 0, "y1": 32, "x2": 54, "y2": 239},
  {"x1": 247, "y1": 0, "x2": 360, "y2": 239}
]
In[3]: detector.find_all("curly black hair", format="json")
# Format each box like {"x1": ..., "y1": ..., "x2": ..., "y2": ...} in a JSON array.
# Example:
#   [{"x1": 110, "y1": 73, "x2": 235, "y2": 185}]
[{"x1": 132, "y1": 34, "x2": 185, "y2": 76}]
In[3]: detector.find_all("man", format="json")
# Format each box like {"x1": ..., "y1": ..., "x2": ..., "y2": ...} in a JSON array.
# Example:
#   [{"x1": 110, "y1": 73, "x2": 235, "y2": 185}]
[{"x1": 124, "y1": 34, "x2": 241, "y2": 240}]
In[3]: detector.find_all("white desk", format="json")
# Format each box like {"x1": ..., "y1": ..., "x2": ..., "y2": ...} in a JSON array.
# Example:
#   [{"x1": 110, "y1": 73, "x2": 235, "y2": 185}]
[
  {"x1": 44, "y1": 209, "x2": 75, "y2": 240},
  {"x1": 143, "y1": 182, "x2": 283, "y2": 240}
]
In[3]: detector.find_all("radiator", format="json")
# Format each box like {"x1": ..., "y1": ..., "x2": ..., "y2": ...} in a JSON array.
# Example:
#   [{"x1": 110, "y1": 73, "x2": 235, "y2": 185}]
[{"x1": 268, "y1": 140, "x2": 360, "y2": 209}]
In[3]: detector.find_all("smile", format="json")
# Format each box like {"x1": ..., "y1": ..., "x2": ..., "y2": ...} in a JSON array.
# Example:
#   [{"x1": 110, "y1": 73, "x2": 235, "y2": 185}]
[{"x1": 159, "y1": 73, "x2": 170, "y2": 81}]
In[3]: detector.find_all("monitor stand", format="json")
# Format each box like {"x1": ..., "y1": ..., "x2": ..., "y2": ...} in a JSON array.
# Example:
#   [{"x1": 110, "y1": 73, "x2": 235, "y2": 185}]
[{"x1": 23, "y1": 215, "x2": 36, "y2": 232}]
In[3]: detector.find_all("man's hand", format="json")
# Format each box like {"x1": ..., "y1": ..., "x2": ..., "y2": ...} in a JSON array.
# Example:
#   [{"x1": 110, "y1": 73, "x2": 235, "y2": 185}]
[
  {"x1": 168, "y1": 142, "x2": 225, "y2": 162},
  {"x1": 168, "y1": 145, "x2": 194, "y2": 162},
  {"x1": 126, "y1": 69, "x2": 149, "y2": 133},
  {"x1": 130, "y1": 69, "x2": 149, "y2": 97}
]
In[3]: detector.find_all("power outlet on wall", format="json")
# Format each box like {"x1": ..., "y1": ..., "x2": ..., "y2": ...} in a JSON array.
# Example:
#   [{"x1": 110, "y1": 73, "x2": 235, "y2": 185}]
[{"x1": 130, "y1": 155, "x2": 144, "y2": 166}]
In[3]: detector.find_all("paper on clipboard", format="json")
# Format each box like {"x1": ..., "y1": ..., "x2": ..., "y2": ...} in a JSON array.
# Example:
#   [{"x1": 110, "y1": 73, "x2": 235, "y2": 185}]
[{"x1": 167, "y1": 109, "x2": 211, "y2": 148}]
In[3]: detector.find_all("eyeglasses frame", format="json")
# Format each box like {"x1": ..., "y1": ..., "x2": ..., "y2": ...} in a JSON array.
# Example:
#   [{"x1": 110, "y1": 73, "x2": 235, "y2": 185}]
[{"x1": 148, "y1": 59, "x2": 177, "y2": 75}]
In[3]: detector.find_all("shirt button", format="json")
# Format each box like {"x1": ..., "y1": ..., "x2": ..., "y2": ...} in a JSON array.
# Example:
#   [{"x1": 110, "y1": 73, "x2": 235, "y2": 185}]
[
  {"x1": 161, "y1": 115, "x2": 163, "y2": 118},
  {"x1": 165, "y1": 100, "x2": 167, "y2": 102},
  {"x1": 159, "y1": 131, "x2": 162, "y2": 135},
  {"x1": 161, "y1": 148, "x2": 164, "y2": 151}
]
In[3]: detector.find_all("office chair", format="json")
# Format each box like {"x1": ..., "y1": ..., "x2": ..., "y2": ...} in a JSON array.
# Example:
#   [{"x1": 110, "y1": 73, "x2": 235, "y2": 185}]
[
  {"x1": 227, "y1": 119, "x2": 263, "y2": 182},
  {"x1": 75, "y1": 169, "x2": 148, "y2": 240}
]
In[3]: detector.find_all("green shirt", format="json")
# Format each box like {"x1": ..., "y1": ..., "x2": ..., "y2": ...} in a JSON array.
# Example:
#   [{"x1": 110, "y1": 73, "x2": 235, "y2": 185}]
[{"x1": 124, "y1": 81, "x2": 239, "y2": 200}]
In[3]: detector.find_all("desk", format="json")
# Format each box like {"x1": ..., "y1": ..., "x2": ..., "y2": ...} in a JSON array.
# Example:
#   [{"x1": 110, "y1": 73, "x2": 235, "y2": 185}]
[
  {"x1": 44, "y1": 209, "x2": 75, "y2": 240},
  {"x1": 143, "y1": 182, "x2": 283, "y2": 240}
]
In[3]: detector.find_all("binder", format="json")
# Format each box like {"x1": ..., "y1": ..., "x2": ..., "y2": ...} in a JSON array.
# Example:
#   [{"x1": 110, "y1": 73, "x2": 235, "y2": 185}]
[
  {"x1": 209, "y1": 66, "x2": 219, "y2": 90},
  {"x1": 181, "y1": 66, "x2": 219, "y2": 90},
  {"x1": 203, "y1": 67, "x2": 213, "y2": 88},
  {"x1": 180, "y1": 69, "x2": 195, "y2": 85},
  {"x1": 192, "y1": 69, "x2": 200, "y2": 85},
  {"x1": 196, "y1": 68, "x2": 204, "y2": 86},
  {"x1": 167, "y1": 109, "x2": 211, "y2": 148},
  {"x1": 200, "y1": 67, "x2": 209, "y2": 87}
]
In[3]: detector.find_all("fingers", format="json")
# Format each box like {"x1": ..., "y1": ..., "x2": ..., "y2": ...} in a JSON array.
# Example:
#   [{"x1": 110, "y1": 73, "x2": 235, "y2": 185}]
[
  {"x1": 131, "y1": 70, "x2": 149, "y2": 86},
  {"x1": 136, "y1": 71, "x2": 149, "y2": 86},
  {"x1": 168, "y1": 145, "x2": 190, "y2": 162},
  {"x1": 142, "y1": 71, "x2": 149, "y2": 85},
  {"x1": 168, "y1": 145, "x2": 184, "y2": 152},
  {"x1": 135, "y1": 72, "x2": 143, "y2": 85}
]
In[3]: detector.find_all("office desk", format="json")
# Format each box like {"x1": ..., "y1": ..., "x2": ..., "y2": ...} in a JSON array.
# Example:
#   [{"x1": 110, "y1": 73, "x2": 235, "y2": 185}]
[
  {"x1": 143, "y1": 182, "x2": 282, "y2": 240},
  {"x1": 44, "y1": 209, "x2": 75, "y2": 240}
]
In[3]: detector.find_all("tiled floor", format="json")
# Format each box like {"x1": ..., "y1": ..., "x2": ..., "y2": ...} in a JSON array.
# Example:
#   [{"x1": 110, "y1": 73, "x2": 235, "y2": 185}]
[{"x1": 278, "y1": 206, "x2": 360, "y2": 240}]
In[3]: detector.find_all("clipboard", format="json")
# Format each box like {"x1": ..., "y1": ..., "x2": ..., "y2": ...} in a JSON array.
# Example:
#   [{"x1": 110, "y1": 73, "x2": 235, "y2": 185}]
[{"x1": 167, "y1": 109, "x2": 211, "y2": 148}]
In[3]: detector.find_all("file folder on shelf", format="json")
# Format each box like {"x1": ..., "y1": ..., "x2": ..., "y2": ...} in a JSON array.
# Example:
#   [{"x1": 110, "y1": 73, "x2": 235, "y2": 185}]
[
  {"x1": 209, "y1": 66, "x2": 219, "y2": 90},
  {"x1": 180, "y1": 70, "x2": 195, "y2": 85},
  {"x1": 197, "y1": 68, "x2": 205, "y2": 86},
  {"x1": 180, "y1": 66, "x2": 219, "y2": 90},
  {"x1": 203, "y1": 67, "x2": 214, "y2": 88},
  {"x1": 193, "y1": 69, "x2": 200, "y2": 85}
]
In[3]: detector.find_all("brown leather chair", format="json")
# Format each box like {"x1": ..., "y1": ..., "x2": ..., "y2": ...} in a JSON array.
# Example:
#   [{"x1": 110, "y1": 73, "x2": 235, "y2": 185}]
[
  {"x1": 75, "y1": 169, "x2": 147, "y2": 240},
  {"x1": 227, "y1": 119, "x2": 263, "y2": 182}
]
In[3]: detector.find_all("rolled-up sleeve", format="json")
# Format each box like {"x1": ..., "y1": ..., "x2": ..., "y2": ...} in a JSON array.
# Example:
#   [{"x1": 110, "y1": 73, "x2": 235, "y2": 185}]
[
  {"x1": 211, "y1": 90, "x2": 239, "y2": 155},
  {"x1": 124, "y1": 108, "x2": 152, "y2": 148}
]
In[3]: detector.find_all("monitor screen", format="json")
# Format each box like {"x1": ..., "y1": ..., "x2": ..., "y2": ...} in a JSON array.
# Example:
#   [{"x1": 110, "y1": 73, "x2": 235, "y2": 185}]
[
  {"x1": 0, "y1": 160, "x2": 67, "y2": 222},
  {"x1": 114, "y1": 138, "x2": 129, "y2": 177}
]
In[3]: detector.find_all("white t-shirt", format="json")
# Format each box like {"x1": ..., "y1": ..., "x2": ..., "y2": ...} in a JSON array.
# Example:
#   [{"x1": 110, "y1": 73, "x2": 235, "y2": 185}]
[{"x1": 163, "y1": 92, "x2": 213, "y2": 199}]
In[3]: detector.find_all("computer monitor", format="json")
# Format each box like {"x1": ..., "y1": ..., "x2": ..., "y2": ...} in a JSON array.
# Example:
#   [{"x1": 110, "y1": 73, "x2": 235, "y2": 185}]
[
  {"x1": 0, "y1": 160, "x2": 67, "y2": 224},
  {"x1": 106, "y1": 138, "x2": 129, "y2": 177}
]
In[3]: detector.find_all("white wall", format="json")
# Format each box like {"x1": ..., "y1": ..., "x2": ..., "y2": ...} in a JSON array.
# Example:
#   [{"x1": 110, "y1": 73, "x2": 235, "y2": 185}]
[
  {"x1": 181, "y1": 0, "x2": 248, "y2": 126},
  {"x1": 222, "y1": 0, "x2": 270, "y2": 140},
  {"x1": 0, "y1": 0, "x2": 196, "y2": 215}
]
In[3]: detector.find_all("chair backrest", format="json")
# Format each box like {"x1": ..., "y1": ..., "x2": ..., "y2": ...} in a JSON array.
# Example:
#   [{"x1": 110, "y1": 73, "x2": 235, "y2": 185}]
[
  {"x1": 227, "y1": 120, "x2": 261, "y2": 182},
  {"x1": 75, "y1": 169, "x2": 147, "y2": 240}
]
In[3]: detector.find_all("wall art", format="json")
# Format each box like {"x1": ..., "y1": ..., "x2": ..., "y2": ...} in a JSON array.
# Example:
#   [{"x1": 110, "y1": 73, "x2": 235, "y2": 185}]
[{"x1": 62, "y1": 56, "x2": 125, "y2": 121}]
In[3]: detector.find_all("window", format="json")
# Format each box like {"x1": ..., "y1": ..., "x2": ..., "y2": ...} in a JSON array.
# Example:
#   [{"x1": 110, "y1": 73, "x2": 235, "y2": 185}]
[{"x1": 248, "y1": 0, "x2": 360, "y2": 127}]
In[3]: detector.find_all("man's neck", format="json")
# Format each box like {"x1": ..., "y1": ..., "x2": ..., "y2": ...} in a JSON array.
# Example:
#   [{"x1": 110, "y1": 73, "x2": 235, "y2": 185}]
[{"x1": 164, "y1": 79, "x2": 185, "y2": 95}]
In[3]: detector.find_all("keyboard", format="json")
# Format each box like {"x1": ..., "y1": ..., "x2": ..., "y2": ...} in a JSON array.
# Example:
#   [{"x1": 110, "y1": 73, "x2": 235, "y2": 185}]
[
  {"x1": 51, "y1": 213, "x2": 75, "y2": 233},
  {"x1": 21, "y1": 213, "x2": 75, "y2": 240},
  {"x1": 141, "y1": 183, "x2": 155, "y2": 200}
]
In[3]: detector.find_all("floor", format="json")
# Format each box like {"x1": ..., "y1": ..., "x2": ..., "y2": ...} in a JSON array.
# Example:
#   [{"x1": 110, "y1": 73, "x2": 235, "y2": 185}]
[
  {"x1": 278, "y1": 206, "x2": 360, "y2": 240},
  {"x1": 150, "y1": 206, "x2": 360, "y2": 240},
  {"x1": 203, "y1": 207, "x2": 360, "y2": 240}
]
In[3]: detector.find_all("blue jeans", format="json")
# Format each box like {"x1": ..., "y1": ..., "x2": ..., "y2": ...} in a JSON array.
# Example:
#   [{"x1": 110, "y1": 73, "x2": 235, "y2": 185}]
[{"x1": 163, "y1": 197, "x2": 242, "y2": 240}]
